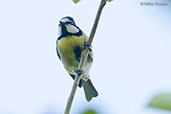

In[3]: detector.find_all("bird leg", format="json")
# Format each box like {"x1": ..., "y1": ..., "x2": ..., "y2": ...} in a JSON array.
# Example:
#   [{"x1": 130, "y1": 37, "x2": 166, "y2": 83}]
[
  {"x1": 84, "y1": 42, "x2": 92, "y2": 51},
  {"x1": 73, "y1": 69, "x2": 83, "y2": 76}
]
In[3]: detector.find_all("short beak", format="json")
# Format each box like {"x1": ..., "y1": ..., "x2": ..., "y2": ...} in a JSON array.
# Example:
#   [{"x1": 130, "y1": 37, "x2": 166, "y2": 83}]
[
  {"x1": 59, "y1": 21, "x2": 64, "y2": 26},
  {"x1": 59, "y1": 21, "x2": 67, "y2": 35},
  {"x1": 59, "y1": 21, "x2": 65, "y2": 30}
]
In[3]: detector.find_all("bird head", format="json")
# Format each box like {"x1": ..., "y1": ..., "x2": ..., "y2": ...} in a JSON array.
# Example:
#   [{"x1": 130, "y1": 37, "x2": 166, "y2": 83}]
[{"x1": 58, "y1": 16, "x2": 82, "y2": 38}]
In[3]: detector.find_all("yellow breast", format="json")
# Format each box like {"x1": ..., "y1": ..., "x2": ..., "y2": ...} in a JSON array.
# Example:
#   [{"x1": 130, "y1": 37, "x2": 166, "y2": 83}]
[{"x1": 57, "y1": 34, "x2": 88, "y2": 73}]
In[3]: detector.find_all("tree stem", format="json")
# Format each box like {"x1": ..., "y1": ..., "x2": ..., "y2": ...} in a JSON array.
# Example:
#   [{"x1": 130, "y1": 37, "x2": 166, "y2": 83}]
[{"x1": 64, "y1": 0, "x2": 107, "y2": 114}]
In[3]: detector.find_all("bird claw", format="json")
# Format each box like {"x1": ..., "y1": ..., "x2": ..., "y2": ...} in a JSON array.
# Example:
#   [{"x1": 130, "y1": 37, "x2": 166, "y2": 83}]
[
  {"x1": 73, "y1": 69, "x2": 83, "y2": 76},
  {"x1": 84, "y1": 42, "x2": 92, "y2": 51}
]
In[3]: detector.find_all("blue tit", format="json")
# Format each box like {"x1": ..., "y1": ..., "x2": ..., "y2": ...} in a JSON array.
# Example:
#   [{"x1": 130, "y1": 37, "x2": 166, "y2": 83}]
[{"x1": 56, "y1": 16, "x2": 98, "y2": 101}]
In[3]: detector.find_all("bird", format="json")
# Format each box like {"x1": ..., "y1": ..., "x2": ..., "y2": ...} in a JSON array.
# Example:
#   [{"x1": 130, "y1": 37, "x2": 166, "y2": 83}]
[{"x1": 56, "y1": 16, "x2": 98, "y2": 101}]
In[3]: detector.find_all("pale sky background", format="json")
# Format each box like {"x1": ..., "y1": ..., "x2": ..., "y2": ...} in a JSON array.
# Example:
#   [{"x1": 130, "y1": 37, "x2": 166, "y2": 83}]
[{"x1": 0, "y1": 0, "x2": 171, "y2": 114}]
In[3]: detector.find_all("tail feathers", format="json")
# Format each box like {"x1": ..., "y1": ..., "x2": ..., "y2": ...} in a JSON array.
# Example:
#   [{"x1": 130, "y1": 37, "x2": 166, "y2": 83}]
[{"x1": 82, "y1": 79, "x2": 98, "y2": 101}]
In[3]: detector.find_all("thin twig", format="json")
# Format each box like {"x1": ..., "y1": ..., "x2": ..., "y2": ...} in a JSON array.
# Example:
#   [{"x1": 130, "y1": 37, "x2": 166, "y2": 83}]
[{"x1": 64, "y1": 0, "x2": 107, "y2": 114}]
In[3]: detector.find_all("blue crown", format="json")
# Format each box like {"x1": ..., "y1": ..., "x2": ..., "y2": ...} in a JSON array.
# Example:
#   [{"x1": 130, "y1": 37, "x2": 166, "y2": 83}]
[{"x1": 61, "y1": 16, "x2": 76, "y2": 25}]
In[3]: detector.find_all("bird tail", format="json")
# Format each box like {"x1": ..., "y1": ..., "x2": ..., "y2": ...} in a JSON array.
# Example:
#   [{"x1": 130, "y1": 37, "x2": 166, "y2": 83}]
[{"x1": 82, "y1": 79, "x2": 98, "y2": 101}]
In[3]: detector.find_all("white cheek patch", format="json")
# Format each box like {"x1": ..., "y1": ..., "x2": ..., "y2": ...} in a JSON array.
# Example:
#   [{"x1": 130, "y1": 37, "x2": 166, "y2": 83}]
[
  {"x1": 58, "y1": 26, "x2": 62, "y2": 37},
  {"x1": 66, "y1": 24, "x2": 79, "y2": 34}
]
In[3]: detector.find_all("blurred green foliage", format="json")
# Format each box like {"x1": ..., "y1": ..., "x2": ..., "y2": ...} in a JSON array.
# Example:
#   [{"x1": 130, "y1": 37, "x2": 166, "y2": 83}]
[
  {"x1": 108, "y1": 0, "x2": 113, "y2": 2},
  {"x1": 149, "y1": 93, "x2": 171, "y2": 111},
  {"x1": 81, "y1": 109, "x2": 97, "y2": 114},
  {"x1": 72, "y1": 0, "x2": 80, "y2": 3}
]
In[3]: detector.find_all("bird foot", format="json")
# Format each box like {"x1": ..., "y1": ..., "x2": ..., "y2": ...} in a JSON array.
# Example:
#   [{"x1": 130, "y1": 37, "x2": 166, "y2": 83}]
[
  {"x1": 73, "y1": 69, "x2": 83, "y2": 76},
  {"x1": 84, "y1": 42, "x2": 92, "y2": 51}
]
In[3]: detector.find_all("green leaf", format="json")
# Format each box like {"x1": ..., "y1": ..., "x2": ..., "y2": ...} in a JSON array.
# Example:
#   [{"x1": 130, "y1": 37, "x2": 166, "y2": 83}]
[
  {"x1": 149, "y1": 93, "x2": 171, "y2": 111},
  {"x1": 108, "y1": 0, "x2": 113, "y2": 2},
  {"x1": 73, "y1": 0, "x2": 80, "y2": 3},
  {"x1": 81, "y1": 109, "x2": 97, "y2": 114}
]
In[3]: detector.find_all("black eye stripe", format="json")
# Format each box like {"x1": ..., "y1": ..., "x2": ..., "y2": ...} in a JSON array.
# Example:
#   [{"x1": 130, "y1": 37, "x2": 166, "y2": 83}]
[
  {"x1": 61, "y1": 16, "x2": 76, "y2": 24},
  {"x1": 64, "y1": 21, "x2": 75, "y2": 25}
]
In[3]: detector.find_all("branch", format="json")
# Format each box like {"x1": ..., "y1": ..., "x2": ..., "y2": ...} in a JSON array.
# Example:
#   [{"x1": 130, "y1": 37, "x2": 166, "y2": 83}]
[{"x1": 64, "y1": 0, "x2": 107, "y2": 114}]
